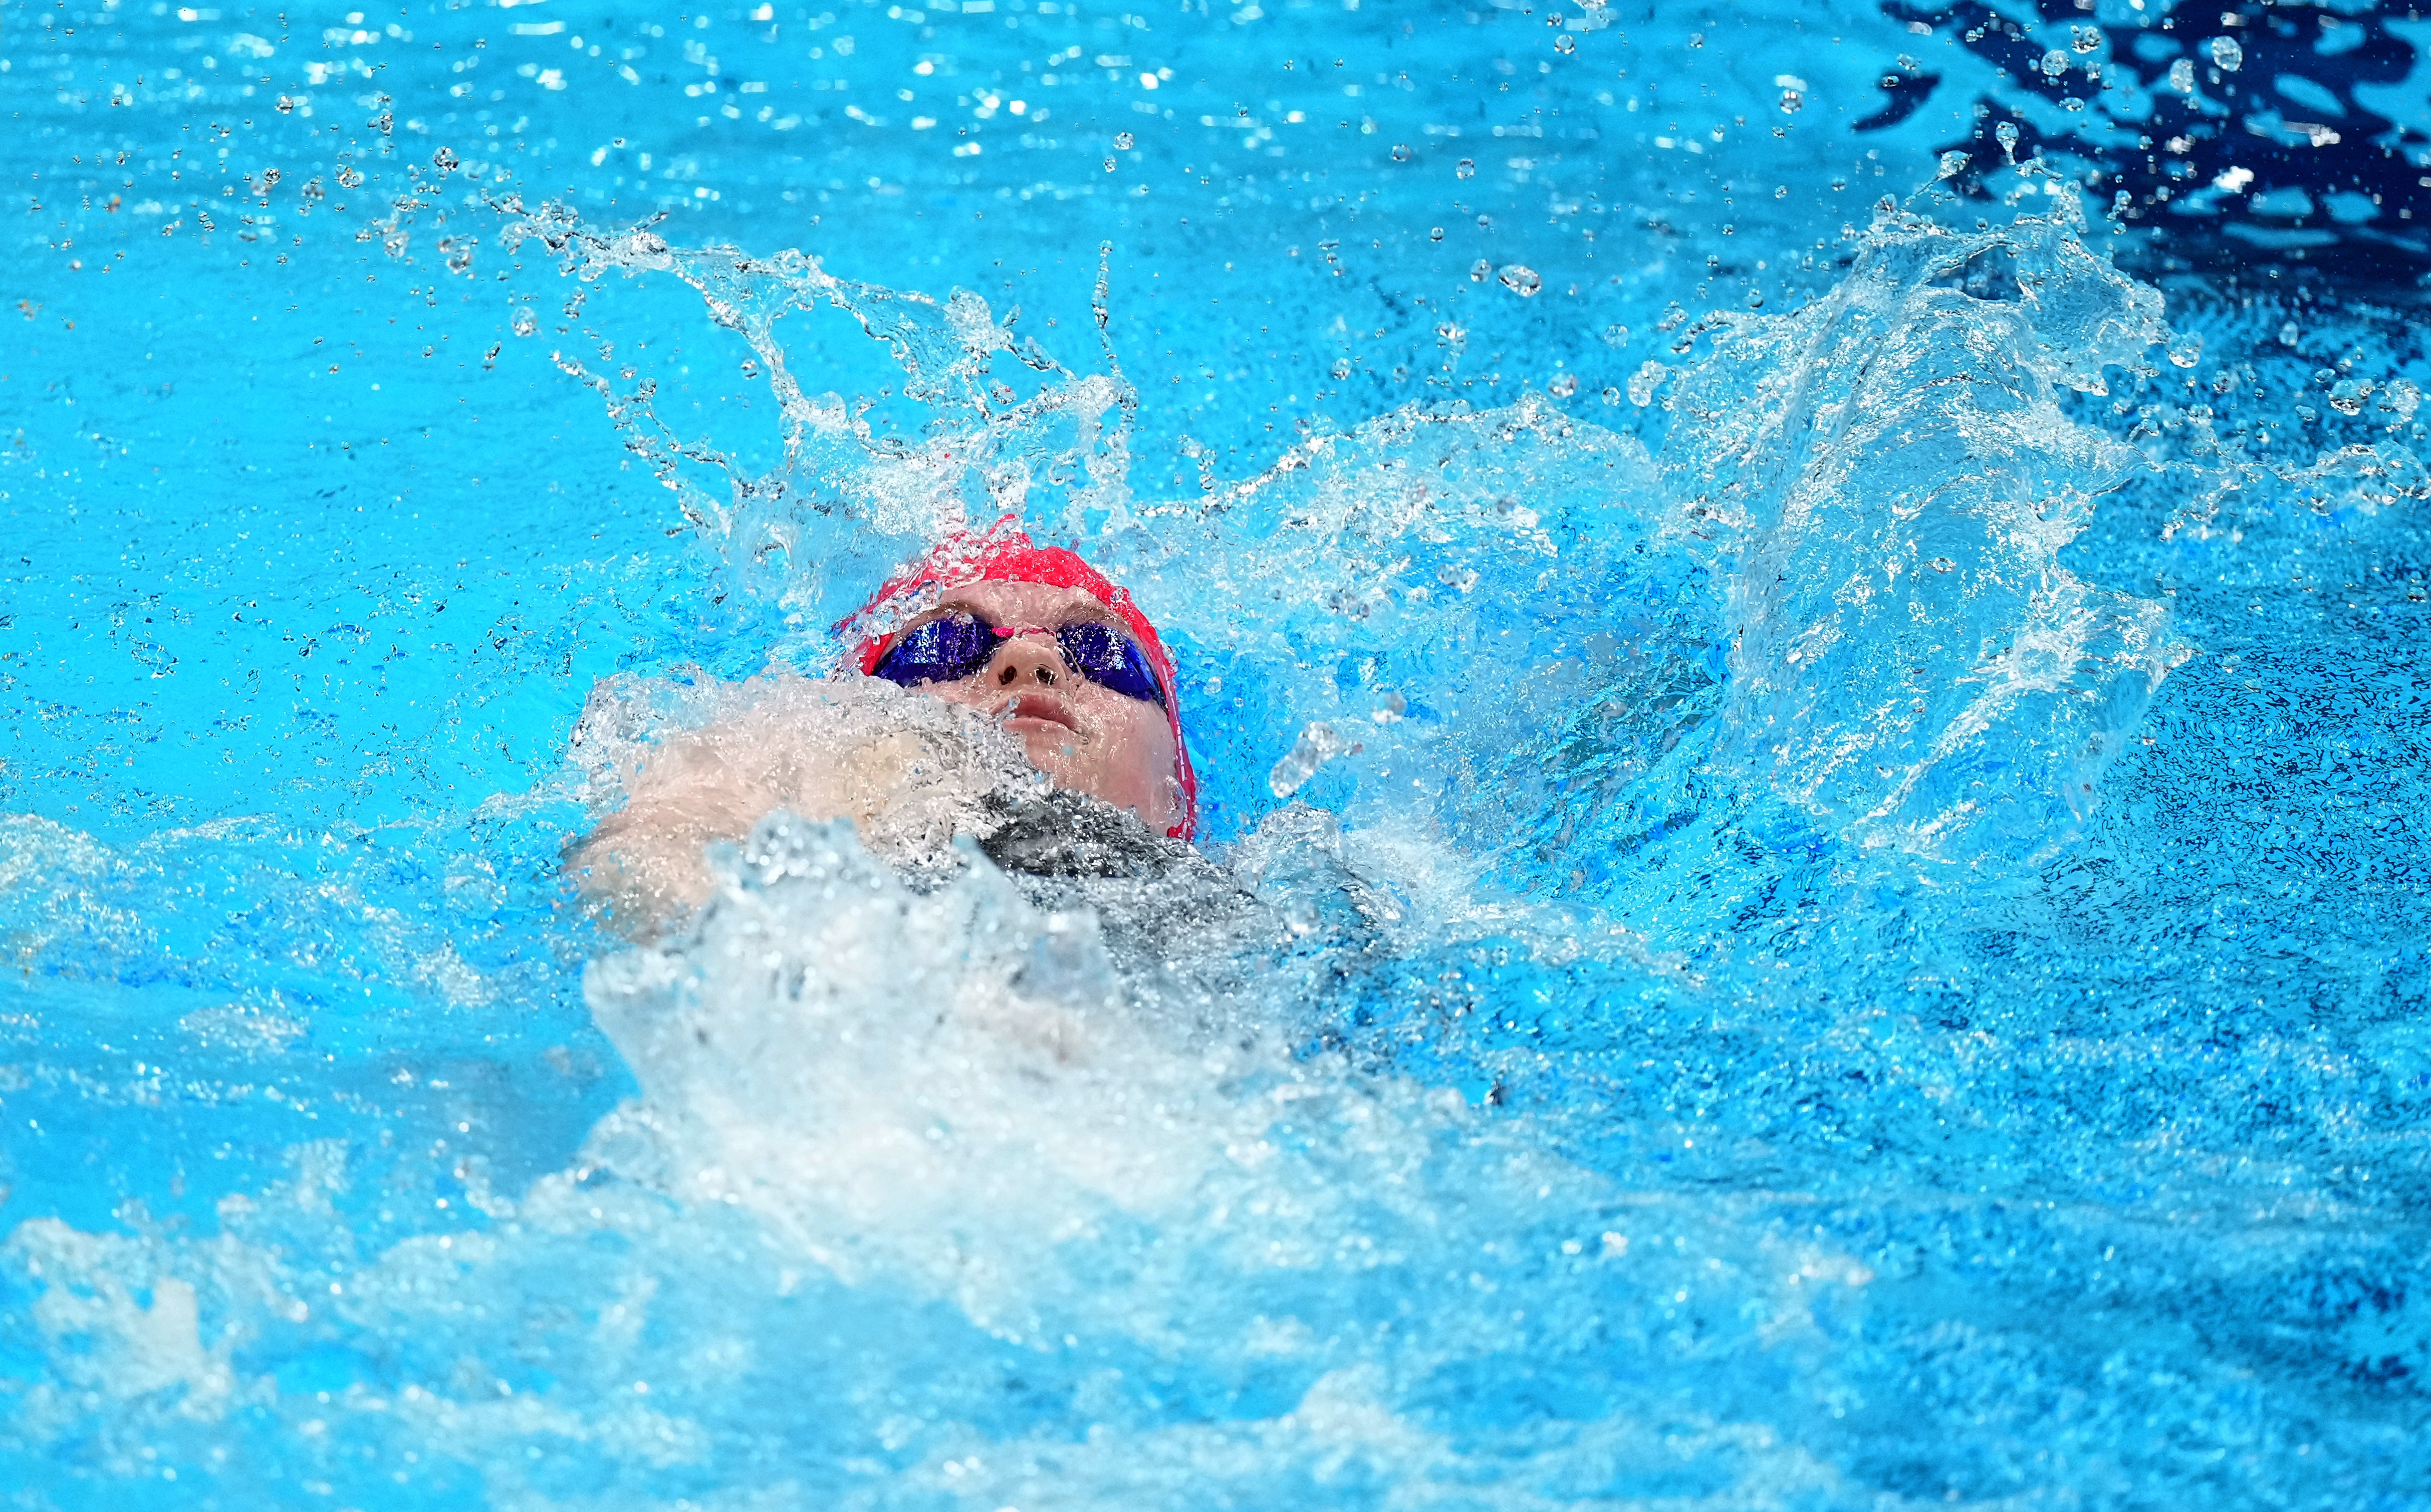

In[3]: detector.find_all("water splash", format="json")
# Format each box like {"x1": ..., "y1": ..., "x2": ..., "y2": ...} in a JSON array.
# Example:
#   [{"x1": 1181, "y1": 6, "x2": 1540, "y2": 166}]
[
  {"x1": 504, "y1": 203, "x2": 1141, "y2": 656},
  {"x1": 1661, "y1": 190, "x2": 2192, "y2": 867}
]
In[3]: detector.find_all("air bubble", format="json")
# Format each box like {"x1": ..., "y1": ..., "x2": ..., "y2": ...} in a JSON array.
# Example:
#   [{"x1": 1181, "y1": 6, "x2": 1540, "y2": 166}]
[
  {"x1": 511, "y1": 307, "x2": 539, "y2": 337},
  {"x1": 1470, "y1": 260, "x2": 1491, "y2": 283},
  {"x1": 1601, "y1": 385, "x2": 1621, "y2": 405},
  {"x1": 1102, "y1": 157, "x2": 1117, "y2": 173},
  {"x1": 1601, "y1": 323, "x2": 1628, "y2": 347},
  {"x1": 1429, "y1": 226, "x2": 1444, "y2": 242},
  {"x1": 1497, "y1": 265, "x2": 1542, "y2": 297},
  {"x1": 433, "y1": 147, "x2": 460, "y2": 174},
  {"x1": 2168, "y1": 58, "x2": 2196, "y2": 93},
  {"x1": 1626, "y1": 360, "x2": 1668, "y2": 406},
  {"x1": 2166, "y1": 333, "x2": 2203, "y2": 369},
  {"x1": 2040, "y1": 49, "x2": 2069, "y2": 79},
  {"x1": 1390, "y1": 143, "x2": 1410, "y2": 162},
  {"x1": 2279, "y1": 321, "x2": 2301, "y2": 347},
  {"x1": 1455, "y1": 158, "x2": 1475, "y2": 180},
  {"x1": 1332, "y1": 358, "x2": 1353, "y2": 379},
  {"x1": 1548, "y1": 372, "x2": 1577, "y2": 397},
  {"x1": 2209, "y1": 36, "x2": 2242, "y2": 71},
  {"x1": 1114, "y1": 132, "x2": 1134, "y2": 150},
  {"x1": 1554, "y1": 35, "x2": 1575, "y2": 55},
  {"x1": 1779, "y1": 89, "x2": 1802, "y2": 115}
]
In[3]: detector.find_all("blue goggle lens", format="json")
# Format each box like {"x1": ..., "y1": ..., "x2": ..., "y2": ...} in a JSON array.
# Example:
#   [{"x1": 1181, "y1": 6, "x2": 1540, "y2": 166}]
[
  {"x1": 870, "y1": 612, "x2": 1166, "y2": 709},
  {"x1": 871, "y1": 613, "x2": 997, "y2": 688},
  {"x1": 1053, "y1": 622, "x2": 1166, "y2": 708}
]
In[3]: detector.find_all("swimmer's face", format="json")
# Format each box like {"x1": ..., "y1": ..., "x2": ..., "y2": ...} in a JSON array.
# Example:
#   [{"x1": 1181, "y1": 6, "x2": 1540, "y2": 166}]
[{"x1": 882, "y1": 579, "x2": 1183, "y2": 833}]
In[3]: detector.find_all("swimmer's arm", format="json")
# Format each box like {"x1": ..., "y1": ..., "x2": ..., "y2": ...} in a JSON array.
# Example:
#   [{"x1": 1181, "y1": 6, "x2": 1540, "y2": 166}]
[{"x1": 565, "y1": 711, "x2": 962, "y2": 928}]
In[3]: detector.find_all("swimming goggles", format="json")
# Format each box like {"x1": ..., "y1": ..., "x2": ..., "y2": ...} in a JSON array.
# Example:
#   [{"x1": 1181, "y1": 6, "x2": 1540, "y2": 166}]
[{"x1": 871, "y1": 610, "x2": 1167, "y2": 708}]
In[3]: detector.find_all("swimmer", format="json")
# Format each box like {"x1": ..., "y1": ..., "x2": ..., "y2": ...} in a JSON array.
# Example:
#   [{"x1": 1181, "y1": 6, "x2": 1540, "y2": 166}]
[
  {"x1": 568, "y1": 521, "x2": 1197, "y2": 925},
  {"x1": 847, "y1": 525, "x2": 1196, "y2": 842}
]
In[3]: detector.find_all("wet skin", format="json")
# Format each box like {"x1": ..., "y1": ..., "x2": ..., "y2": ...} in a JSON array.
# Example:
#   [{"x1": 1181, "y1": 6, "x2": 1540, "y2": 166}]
[{"x1": 882, "y1": 579, "x2": 1184, "y2": 834}]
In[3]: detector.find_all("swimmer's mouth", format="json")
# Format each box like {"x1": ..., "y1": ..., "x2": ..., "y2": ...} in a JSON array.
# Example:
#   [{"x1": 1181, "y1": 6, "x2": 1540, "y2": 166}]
[{"x1": 997, "y1": 694, "x2": 1081, "y2": 736}]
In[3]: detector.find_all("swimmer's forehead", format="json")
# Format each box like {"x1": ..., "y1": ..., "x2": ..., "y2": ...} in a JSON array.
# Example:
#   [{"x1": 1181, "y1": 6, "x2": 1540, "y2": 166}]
[{"x1": 922, "y1": 578, "x2": 1133, "y2": 633}]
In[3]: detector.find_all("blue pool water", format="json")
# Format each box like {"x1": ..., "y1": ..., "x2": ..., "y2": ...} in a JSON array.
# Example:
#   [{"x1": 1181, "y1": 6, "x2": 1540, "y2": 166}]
[{"x1": 6, "y1": 0, "x2": 2431, "y2": 1505}]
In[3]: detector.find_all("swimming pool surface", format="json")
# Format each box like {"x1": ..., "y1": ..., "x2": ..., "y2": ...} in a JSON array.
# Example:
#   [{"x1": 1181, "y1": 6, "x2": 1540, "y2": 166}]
[{"x1": 6, "y1": 0, "x2": 2431, "y2": 1506}]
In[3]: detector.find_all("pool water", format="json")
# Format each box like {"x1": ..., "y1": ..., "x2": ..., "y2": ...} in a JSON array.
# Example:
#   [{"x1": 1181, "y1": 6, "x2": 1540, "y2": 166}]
[{"x1": 6, "y1": 0, "x2": 2431, "y2": 1506}]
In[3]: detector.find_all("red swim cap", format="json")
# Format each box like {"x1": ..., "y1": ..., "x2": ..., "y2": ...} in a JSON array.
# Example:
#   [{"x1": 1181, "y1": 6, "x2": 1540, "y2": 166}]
[{"x1": 842, "y1": 519, "x2": 1197, "y2": 843}]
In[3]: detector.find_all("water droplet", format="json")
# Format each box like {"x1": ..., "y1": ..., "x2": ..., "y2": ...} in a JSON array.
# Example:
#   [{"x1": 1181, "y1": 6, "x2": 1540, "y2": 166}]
[
  {"x1": 1627, "y1": 359, "x2": 1669, "y2": 406},
  {"x1": 740, "y1": 359, "x2": 760, "y2": 379},
  {"x1": 2167, "y1": 58, "x2": 2196, "y2": 94},
  {"x1": 1995, "y1": 121, "x2": 2021, "y2": 159},
  {"x1": 1114, "y1": 131, "x2": 1135, "y2": 150},
  {"x1": 1553, "y1": 34, "x2": 1576, "y2": 54},
  {"x1": 1548, "y1": 372, "x2": 1577, "y2": 397},
  {"x1": 1497, "y1": 264, "x2": 1542, "y2": 297},
  {"x1": 432, "y1": 147, "x2": 460, "y2": 174},
  {"x1": 1455, "y1": 158, "x2": 1475, "y2": 180},
  {"x1": 1601, "y1": 386, "x2": 1621, "y2": 406},
  {"x1": 1687, "y1": 31, "x2": 1704, "y2": 47},
  {"x1": 511, "y1": 307, "x2": 538, "y2": 337},
  {"x1": 1390, "y1": 143, "x2": 1410, "y2": 162},
  {"x1": 1428, "y1": 226, "x2": 1444, "y2": 242},
  {"x1": 1937, "y1": 150, "x2": 1970, "y2": 181},
  {"x1": 1102, "y1": 157, "x2": 1117, "y2": 173},
  {"x1": 1470, "y1": 259, "x2": 1491, "y2": 283},
  {"x1": 1601, "y1": 323, "x2": 1629, "y2": 347},
  {"x1": 1778, "y1": 89, "x2": 1803, "y2": 114},
  {"x1": 275, "y1": 94, "x2": 297, "y2": 114},
  {"x1": 2209, "y1": 36, "x2": 2242, "y2": 71},
  {"x1": 2279, "y1": 321, "x2": 2301, "y2": 347},
  {"x1": 1745, "y1": 288, "x2": 1765, "y2": 309},
  {"x1": 1332, "y1": 358, "x2": 1353, "y2": 379},
  {"x1": 2040, "y1": 48, "x2": 2070, "y2": 79}
]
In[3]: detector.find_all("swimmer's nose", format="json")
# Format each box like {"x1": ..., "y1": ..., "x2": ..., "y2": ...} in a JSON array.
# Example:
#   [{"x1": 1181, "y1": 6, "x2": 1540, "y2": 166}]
[{"x1": 989, "y1": 633, "x2": 1063, "y2": 689}]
